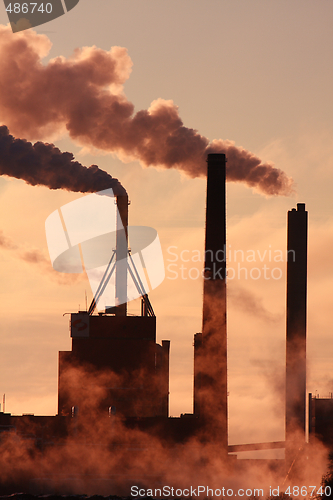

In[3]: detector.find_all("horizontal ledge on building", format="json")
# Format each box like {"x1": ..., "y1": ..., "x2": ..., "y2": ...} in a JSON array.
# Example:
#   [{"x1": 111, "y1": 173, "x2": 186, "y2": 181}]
[{"x1": 228, "y1": 441, "x2": 285, "y2": 452}]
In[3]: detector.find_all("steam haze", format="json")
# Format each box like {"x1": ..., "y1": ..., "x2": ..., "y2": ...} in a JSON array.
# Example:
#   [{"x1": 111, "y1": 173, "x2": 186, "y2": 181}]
[
  {"x1": 0, "y1": 125, "x2": 125, "y2": 195},
  {"x1": 0, "y1": 364, "x2": 328, "y2": 495}
]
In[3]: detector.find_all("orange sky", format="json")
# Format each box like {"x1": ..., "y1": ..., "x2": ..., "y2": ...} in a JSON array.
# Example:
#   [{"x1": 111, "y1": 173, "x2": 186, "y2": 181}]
[{"x1": 0, "y1": 1, "x2": 332, "y2": 459}]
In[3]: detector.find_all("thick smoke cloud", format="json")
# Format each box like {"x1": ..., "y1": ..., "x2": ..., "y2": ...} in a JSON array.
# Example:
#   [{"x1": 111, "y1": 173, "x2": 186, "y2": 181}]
[
  {"x1": 0, "y1": 26, "x2": 294, "y2": 196},
  {"x1": 0, "y1": 126, "x2": 125, "y2": 195}
]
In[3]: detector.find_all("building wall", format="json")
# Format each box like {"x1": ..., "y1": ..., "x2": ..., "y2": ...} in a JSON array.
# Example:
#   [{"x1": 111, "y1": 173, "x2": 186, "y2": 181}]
[{"x1": 58, "y1": 314, "x2": 170, "y2": 418}]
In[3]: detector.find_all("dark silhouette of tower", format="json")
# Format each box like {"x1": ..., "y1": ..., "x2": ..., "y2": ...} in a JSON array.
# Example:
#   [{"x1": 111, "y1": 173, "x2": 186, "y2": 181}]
[
  {"x1": 194, "y1": 153, "x2": 228, "y2": 453},
  {"x1": 115, "y1": 194, "x2": 128, "y2": 316},
  {"x1": 285, "y1": 203, "x2": 308, "y2": 460}
]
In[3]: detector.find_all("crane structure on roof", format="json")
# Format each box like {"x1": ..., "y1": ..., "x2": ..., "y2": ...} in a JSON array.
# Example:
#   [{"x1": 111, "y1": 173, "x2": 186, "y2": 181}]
[{"x1": 88, "y1": 249, "x2": 155, "y2": 317}]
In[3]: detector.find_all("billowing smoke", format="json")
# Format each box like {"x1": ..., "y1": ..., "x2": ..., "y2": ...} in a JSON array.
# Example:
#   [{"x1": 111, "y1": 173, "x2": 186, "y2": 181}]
[
  {"x1": 0, "y1": 126, "x2": 126, "y2": 195},
  {"x1": 0, "y1": 26, "x2": 293, "y2": 196}
]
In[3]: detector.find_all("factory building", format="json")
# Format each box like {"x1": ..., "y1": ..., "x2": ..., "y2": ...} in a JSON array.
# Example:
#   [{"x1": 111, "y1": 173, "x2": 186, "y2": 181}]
[
  {"x1": 3, "y1": 153, "x2": 333, "y2": 494},
  {"x1": 58, "y1": 192, "x2": 170, "y2": 419},
  {"x1": 57, "y1": 153, "x2": 229, "y2": 449},
  {"x1": 58, "y1": 313, "x2": 170, "y2": 418}
]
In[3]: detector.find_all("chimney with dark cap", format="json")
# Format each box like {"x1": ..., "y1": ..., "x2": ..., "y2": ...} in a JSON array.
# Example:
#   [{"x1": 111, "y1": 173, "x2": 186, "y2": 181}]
[{"x1": 285, "y1": 202, "x2": 308, "y2": 463}]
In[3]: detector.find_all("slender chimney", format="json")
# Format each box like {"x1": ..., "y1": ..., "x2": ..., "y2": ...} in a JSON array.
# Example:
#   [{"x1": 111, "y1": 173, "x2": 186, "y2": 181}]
[
  {"x1": 194, "y1": 153, "x2": 228, "y2": 453},
  {"x1": 115, "y1": 195, "x2": 128, "y2": 316},
  {"x1": 285, "y1": 203, "x2": 307, "y2": 460}
]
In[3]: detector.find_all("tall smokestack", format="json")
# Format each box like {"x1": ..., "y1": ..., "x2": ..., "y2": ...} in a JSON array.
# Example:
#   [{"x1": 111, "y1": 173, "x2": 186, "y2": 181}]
[
  {"x1": 285, "y1": 203, "x2": 308, "y2": 462},
  {"x1": 194, "y1": 153, "x2": 227, "y2": 454},
  {"x1": 115, "y1": 195, "x2": 129, "y2": 316}
]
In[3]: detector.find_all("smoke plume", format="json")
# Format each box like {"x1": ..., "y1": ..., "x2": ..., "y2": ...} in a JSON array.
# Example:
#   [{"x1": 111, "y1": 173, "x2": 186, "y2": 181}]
[
  {"x1": 0, "y1": 25, "x2": 293, "y2": 196},
  {"x1": 0, "y1": 229, "x2": 84, "y2": 284},
  {"x1": 0, "y1": 126, "x2": 126, "y2": 195},
  {"x1": 228, "y1": 285, "x2": 282, "y2": 323}
]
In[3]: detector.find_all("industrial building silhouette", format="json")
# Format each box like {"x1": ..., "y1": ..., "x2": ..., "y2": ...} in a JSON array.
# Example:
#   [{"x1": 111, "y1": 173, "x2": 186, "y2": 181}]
[
  {"x1": 0, "y1": 154, "x2": 332, "y2": 493},
  {"x1": 58, "y1": 314, "x2": 170, "y2": 418}
]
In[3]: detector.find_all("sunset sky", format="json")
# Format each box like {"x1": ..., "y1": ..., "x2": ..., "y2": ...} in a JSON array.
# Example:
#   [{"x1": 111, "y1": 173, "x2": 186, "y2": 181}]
[{"x1": 0, "y1": 0, "x2": 332, "y2": 459}]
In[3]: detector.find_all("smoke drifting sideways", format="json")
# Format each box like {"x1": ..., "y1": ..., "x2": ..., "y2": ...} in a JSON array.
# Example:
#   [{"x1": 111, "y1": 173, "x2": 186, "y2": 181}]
[
  {"x1": 228, "y1": 285, "x2": 283, "y2": 324},
  {"x1": 0, "y1": 125, "x2": 126, "y2": 195},
  {"x1": 0, "y1": 229, "x2": 84, "y2": 285},
  {"x1": 0, "y1": 25, "x2": 294, "y2": 197}
]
